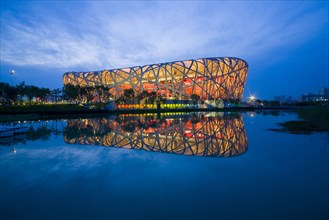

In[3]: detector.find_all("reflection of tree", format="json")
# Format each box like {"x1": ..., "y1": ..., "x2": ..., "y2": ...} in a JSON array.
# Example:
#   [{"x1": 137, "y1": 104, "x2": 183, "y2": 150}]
[
  {"x1": 261, "y1": 110, "x2": 280, "y2": 116},
  {"x1": 0, "y1": 120, "x2": 69, "y2": 148},
  {"x1": 190, "y1": 94, "x2": 200, "y2": 105},
  {"x1": 191, "y1": 113, "x2": 200, "y2": 124},
  {"x1": 64, "y1": 127, "x2": 91, "y2": 141},
  {"x1": 64, "y1": 118, "x2": 112, "y2": 141},
  {"x1": 122, "y1": 122, "x2": 136, "y2": 133},
  {"x1": 64, "y1": 114, "x2": 248, "y2": 158},
  {"x1": 26, "y1": 126, "x2": 51, "y2": 141}
]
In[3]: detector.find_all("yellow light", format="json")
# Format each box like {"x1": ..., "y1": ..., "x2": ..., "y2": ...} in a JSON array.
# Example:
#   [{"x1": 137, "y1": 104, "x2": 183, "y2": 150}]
[{"x1": 249, "y1": 95, "x2": 255, "y2": 102}]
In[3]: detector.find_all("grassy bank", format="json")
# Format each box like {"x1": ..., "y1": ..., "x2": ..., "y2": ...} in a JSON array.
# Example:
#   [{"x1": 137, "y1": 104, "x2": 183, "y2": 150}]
[{"x1": 271, "y1": 106, "x2": 329, "y2": 134}]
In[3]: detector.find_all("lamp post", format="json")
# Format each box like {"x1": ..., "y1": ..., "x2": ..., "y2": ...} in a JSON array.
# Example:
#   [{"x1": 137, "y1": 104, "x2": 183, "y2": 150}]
[
  {"x1": 10, "y1": 69, "x2": 15, "y2": 86},
  {"x1": 249, "y1": 95, "x2": 255, "y2": 102}
]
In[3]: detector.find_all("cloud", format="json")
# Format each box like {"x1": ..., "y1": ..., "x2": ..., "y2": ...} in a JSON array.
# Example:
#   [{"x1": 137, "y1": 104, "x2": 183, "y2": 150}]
[{"x1": 0, "y1": 1, "x2": 327, "y2": 71}]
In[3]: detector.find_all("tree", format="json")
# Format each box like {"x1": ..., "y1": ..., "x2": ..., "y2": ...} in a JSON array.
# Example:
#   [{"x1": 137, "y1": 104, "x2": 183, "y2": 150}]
[
  {"x1": 38, "y1": 88, "x2": 50, "y2": 103},
  {"x1": 17, "y1": 82, "x2": 26, "y2": 98},
  {"x1": 95, "y1": 85, "x2": 104, "y2": 103},
  {"x1": 63, "y1": 84, "x2": 79, "y2": 103},
  {"x1": 141, "y1": 90, "x2": 149, "y2": 97},
  {"x1": 190, "y1": 94, "x2": 200, "y2": 105},
  {"x1": 138, "y1": 90, "x2": 149, "y2": 104},
  {"x1": 24, "y1": 85, "x2": 39, "y2": 103},
  {"x1": 0, "y1": 82, "x2": 19, "y2": 103},
  {"x1": 148, "y1": 91, "x2": 157, "y2": 103},
  {"x1": 51, "y1": 88, "x2": 61, "y2": 103},
  {"x1": 123, "y1": 88, "x2": 135, "y2": 99},
  {"x1": 97, "y1": 85, "x2": 113, "y2": 103}
]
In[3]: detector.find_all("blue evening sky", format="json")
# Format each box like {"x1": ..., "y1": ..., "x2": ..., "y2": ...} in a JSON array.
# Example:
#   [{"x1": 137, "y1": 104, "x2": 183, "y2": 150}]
[{"x1": 0, "y1": 1, "x2": 328, "y2": 99}]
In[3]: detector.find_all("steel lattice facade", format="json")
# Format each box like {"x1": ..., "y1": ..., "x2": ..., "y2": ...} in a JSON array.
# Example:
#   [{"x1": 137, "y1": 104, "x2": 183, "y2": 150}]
[{"x1": 62, "y1": 57, "x2": 248, "y2": 100}]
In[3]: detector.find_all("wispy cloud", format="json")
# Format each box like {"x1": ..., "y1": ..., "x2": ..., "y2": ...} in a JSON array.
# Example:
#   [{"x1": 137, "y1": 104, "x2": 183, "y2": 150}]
[{"x1": 0, "y1": 1, "x2": 327, "y2": 71}]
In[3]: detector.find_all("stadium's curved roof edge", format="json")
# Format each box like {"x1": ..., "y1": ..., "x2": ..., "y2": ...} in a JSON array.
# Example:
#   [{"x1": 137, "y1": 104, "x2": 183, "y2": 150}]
[{"x1": 63, "y1": 57, "x2": 248, "y2": 75}]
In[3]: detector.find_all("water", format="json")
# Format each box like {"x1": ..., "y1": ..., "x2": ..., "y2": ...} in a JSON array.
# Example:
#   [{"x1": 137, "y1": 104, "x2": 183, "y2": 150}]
[{"x1": 1, "y1": 111, "x2": 328, "y2": 220}]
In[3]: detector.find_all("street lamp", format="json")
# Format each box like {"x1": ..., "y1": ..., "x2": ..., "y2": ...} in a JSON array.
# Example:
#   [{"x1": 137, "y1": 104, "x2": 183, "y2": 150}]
[
  {"x1": 10, "y1": 69, "x2": 15, "y2": 86},
  {"x1": 249, "y1": 95, "x2": 255, "y2": 102}
]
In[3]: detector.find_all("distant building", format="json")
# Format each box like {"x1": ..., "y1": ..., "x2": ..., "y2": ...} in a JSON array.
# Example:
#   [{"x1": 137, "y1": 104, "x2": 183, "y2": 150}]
[{"x1": 298, "y1": 87, "x2": 329, "y2": 102}]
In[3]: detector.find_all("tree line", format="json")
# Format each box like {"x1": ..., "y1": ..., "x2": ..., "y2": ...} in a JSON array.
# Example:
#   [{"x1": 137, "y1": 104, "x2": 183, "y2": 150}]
[
  {"x1": 0, "y1": 82, "x2": 115, "y2": 105},
  {"x1": 1, "y1": 81, "x2": 207, "y2": 106},
  {"x1": 0, "y1": 82, "x2": 51, "y2": 104}
]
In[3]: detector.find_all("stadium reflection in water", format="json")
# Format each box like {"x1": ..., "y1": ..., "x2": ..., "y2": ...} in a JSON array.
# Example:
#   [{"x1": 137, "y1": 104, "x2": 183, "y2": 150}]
[{"x1": 64, "y1": 113, "x2": 248, "y2": 158}]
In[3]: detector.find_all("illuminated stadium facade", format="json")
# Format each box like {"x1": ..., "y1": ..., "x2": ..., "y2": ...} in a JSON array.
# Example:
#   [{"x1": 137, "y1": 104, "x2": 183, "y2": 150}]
[{"x1": 63, "y1": 57, "x2": 248, "y2": 100}]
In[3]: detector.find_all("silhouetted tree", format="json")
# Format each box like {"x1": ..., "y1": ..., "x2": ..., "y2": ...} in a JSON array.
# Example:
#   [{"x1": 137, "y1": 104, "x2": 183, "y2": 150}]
[
  {"x1": 63, "y1": 84, "x2": 79, "y2": 103},
  {"x1": 123, "y1": 88, "x2": 135, "y2": 99},
  {"x1": 51, "y1": 88, "x2": 61, "y2": 103},
  {"x1": 190, "y1": 94, "x2": 200, "y2": 105}
]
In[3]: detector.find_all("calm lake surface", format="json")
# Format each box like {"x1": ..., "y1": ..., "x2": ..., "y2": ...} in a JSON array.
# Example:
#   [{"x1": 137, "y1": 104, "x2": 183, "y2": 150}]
[{"x1": 1, "y1": 111, "x2": 328, "y2": 220}]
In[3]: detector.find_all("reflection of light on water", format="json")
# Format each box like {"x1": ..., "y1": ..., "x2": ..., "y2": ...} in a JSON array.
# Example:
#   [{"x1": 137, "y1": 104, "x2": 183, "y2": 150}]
[
  {"x1": 204, "y1": 112, "x2": 224, "y2": 118},
  {"x1": 248, "y1": 112, "x2": 255, "y2": 125},
  {"x1": 63, "y1": 113, "x2": 248, "y2": 158}
]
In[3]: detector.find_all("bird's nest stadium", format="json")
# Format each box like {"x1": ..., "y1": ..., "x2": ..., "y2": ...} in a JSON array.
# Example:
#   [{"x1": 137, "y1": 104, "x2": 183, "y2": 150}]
[{"x1": 62, "y1": 57, "x2": 248, "y2": 100}]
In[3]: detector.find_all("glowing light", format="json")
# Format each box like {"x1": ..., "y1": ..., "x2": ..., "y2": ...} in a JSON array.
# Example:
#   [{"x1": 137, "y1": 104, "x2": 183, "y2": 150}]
[{"x1": 249, "y1": 94, "x2": 256, "y2": 102}]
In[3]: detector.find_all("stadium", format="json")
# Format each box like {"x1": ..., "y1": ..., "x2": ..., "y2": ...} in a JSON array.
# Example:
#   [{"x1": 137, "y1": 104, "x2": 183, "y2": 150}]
[{"x1": 63, "y1": 57, "x2": 248, "y2": 101}]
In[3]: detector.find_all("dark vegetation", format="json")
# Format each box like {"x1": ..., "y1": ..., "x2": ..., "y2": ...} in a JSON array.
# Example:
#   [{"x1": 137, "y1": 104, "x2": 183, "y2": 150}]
[
  {"x1": 269, "y1": 107, "x2": 329, "y2": 134},
  {"x1": 0, "y1": 82, "x2": 52, "y2": 104},
  {"x1": 0, "y1": 104, "x2": 110, "y2": 117}
]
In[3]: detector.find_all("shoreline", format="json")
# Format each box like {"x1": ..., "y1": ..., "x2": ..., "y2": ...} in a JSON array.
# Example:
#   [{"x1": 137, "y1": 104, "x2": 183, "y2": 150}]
[
  {"x1": 0, "y1": 105, "x2": 296, "y2": 123},
  {"x1": 1, "y1": 105, "x2": 328, "y2": 134}
]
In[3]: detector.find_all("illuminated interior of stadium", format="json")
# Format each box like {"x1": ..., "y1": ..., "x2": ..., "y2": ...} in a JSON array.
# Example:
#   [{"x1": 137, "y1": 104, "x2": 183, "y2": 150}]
[{"x1": 63, "y1": 57, "x2": 248, "y2": 100}]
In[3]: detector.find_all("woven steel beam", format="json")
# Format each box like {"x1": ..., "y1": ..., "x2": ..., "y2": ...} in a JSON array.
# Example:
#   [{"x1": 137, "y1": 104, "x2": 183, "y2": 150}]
[{"x1": 63, "y1": 57, "x2": 248, "y2": 100}]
